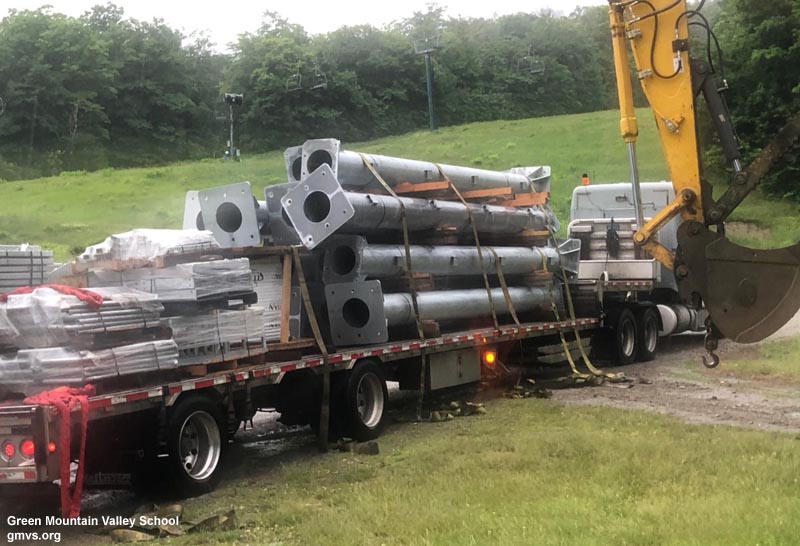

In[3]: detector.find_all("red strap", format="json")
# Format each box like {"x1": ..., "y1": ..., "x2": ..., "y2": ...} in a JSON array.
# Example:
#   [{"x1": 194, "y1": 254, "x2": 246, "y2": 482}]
[
  {"x1": 24, "y1": 385, "x2": 95, "y2": 518},
  {"x1": 0, "y1": 285, "x2": 104, "y2": 308}
]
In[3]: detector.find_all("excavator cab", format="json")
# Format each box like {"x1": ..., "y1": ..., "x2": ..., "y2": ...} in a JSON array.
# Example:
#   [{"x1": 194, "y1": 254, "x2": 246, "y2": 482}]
[{"x1": 607, "y1": 0, "x2": 800, "y2": 365}]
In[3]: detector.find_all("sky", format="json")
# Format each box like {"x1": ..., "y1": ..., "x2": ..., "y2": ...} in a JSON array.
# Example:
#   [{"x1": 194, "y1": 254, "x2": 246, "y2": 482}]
[{"x1": 4, "y1": 0, "x2": 608, "y2": 51}]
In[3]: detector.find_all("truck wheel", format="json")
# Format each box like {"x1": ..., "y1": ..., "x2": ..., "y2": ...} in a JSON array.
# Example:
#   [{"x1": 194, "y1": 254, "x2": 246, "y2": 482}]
[
  {"x1": 613, "y1": 308, "x2": 638, "y2": 366},
  {"x1": 343, "y1": 360, "x2": 388, "y2": 441},
  {"x1": 636, "y1": 307, "x2": 660, "y2": 362},
  {"x1": 166, "y1": 395, "x2": 225, "y2": 497}
]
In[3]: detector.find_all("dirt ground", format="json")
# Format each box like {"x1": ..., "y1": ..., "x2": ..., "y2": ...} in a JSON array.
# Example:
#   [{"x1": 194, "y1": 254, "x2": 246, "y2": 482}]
[{"x1": 552, "y1": 316, "x2": 800, "y2": 434}]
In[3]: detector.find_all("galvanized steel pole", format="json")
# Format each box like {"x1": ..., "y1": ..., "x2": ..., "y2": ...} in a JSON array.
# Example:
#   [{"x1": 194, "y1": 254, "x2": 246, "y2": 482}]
[{"x1": 382, "y1": 286, "x2": 555, "y2": 326}]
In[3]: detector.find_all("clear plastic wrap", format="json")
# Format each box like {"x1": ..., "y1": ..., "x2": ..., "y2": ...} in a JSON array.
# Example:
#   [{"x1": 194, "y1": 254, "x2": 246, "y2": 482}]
[
  {"x1": 168, "y1": 307, "x2": 268, "y2": 349},
  {"x1": 0, "y1": 287, "x2": 163, "y2": 349},
  {"x1": 88, "y1": 258, "x2": 254, "y2": 302},
  {"x1": 0, "y1": 340, "x2": 179, "y2": 390},
  {"x1": 78, "y1": 229, "x2": 220, "y2": 263},
  {"x1": 249, "y1": 257, "x2": 284, "y2": 341}
]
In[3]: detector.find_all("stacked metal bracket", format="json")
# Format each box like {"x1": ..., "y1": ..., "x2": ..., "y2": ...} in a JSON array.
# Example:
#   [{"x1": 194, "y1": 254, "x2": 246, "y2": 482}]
[
  {"x1": 183, "y1": 138, "x2": 579, "y2": 347},
  {"x1": 0, "y1": 230, "x2": 275, "y2": 394},
  {"x1": 0, "y1": 286, "x2": 163, "y2": 349},
  {"x1": 0, "y1": 245, "x2": 54, "y2": 294},
  {"x1": 0, "y1": 341, "x2": 179, "y2": 388}
]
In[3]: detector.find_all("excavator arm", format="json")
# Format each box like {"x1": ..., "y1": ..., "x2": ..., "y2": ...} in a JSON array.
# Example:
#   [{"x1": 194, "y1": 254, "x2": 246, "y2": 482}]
[{"x1": 607, "y1": 0, "x2": 800, "y2": 365}]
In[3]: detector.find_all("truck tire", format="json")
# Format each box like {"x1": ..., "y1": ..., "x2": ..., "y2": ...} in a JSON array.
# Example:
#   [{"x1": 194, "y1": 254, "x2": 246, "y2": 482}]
[
  {"x1": 612, "y1": 307, "x2": 638, "y2": 366},
  {"x1": 342, "y1": 360, "x2": 388, "y2": 442},
  {"x1": 166, "y1": 395, "x2": 225, "y2": 497},
  {"x1": 636, "y1": 307, "x2": 660, "y2": 362}
]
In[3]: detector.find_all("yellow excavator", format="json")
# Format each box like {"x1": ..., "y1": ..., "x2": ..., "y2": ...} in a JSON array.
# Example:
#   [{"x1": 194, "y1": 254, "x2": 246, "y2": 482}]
[{"x1": 607, "y1": 0, "x2": 800, "y2": 367}]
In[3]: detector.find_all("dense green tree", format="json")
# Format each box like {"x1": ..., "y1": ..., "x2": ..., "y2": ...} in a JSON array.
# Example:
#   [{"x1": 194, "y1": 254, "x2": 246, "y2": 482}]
[
  {"x1": 708, "y1": 0, "x2": 799, "y2": 198},
  {"x1": 0, "y1": 8, "x2": 115, "y2": 172},
  {"x1": 0, "y1": 1, "x2": 795, "y2": 187}
]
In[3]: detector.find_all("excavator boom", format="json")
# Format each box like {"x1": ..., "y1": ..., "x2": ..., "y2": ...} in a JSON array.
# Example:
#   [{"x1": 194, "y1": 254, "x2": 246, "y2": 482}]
[{"x1": 607, "y1": 0, "x2": 800, "y2": 362}]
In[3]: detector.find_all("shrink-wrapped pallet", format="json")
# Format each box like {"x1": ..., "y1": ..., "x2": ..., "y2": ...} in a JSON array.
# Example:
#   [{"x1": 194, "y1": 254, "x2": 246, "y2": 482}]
[
  {"x1": 249, "y1": 257, "x2": 284, "y2": 341},
  {"x1": 167, "y1": 307, "x2": 268, "y2": 349},
  {"x1": 0, "y1": 287, "x2": 163, "y2": 349},
  {"x1": 78, "y1": 229, "x2": 220, "y2": 264},
  {"x1": 0, "y1": 340, "x2": 179, "y2": 391},
  {"x1": 87, "y1": 258, "x2": 254, "y2": 302}
]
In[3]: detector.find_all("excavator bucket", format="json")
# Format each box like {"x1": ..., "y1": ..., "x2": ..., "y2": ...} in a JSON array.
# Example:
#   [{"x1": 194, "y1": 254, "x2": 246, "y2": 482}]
[{"x1": 676, "y1": 221, "x2": 800, "y2": 343}]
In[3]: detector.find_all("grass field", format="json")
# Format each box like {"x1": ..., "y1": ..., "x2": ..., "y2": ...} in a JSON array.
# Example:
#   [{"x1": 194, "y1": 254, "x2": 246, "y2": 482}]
[
  {"x1": 721, "y1": 337, "x2": 800, "y2": 382},
  {"x1": 7, "y1": 109, "x2": 662, "y2": 259},
  {"x1": 3, "y1": 108, "x2": 797, "y2": 260},
  {"x1": 167, "y1": 399, "x2": 800, "y2": 546}
]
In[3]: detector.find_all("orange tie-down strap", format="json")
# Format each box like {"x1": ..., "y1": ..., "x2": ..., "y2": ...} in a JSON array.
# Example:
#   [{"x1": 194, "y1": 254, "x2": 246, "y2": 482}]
[
  {"x1": 24, "y1": 384, "x2": 96, "y2": 517},
  {"x1": 1, "y1": 284, "x2": 104, "y2": 308}
]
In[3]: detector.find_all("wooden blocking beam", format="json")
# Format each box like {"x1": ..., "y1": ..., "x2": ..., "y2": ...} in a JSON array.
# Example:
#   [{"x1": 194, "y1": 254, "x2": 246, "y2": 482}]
[
  {"x1": 459, "y1": 187, "x2": 514, "y2": 200},
  {"x1": 498, "y1": 192, "x2": 549, "y2": 207},
  {"x1": 280, "y1": 253, "x2": 292, "y2": 343},
  {"x1": 380, "y1": 273, "x2": 435, "y2": 293},
  {"x1": 422, "y1": 320, "x2": 441, "y2": 339},
  {"x1": 393, "y1": 180, "x2": 451, "y2": 194}
]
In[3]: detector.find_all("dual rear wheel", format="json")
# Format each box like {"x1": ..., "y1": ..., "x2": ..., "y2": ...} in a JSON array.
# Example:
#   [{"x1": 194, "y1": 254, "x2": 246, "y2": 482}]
[
  {"x1": 610, "y1": 306, "x2": 660, "y2": 365},
  {"x1": 327, "y1": 360, "x2": 389, "y2": 442}
]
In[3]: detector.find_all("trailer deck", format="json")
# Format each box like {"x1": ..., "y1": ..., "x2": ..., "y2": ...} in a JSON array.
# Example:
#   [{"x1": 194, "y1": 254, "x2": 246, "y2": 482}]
[{"x1": 0, "y1": 316, "x2": 598, "y2": 484}]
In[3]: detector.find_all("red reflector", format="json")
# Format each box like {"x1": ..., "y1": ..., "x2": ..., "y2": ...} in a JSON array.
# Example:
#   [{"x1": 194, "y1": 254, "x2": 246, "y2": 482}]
[
  {"x1": 20, "y1": 439, "x2": 35, "y2": 458},
  {"x1": 48, "y1": 442, "x2": 57, "y2": 454},
  {"x1": 3, "y1": 442, "x2": 15, "y2": 459}
]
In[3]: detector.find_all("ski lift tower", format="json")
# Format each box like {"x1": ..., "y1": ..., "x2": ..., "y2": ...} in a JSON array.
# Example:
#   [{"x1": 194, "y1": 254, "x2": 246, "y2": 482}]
[
  {"x1": 223, "y1": 93, "x2": 243, "y2": 161},
  {"x1": 414, "y1": 33, "x2": 441, "y2": 131}
]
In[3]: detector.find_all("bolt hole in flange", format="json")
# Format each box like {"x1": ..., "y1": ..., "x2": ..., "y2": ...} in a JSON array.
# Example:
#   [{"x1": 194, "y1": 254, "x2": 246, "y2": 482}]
[
  {"x1": 307, "y1": 149, "x2": 333, "y2": 174},
  {"x1": 304, "y1": 191, "x2": 331, "y2": 223},
  {"x1": 342, "y1": 298, "x2": 370, "y2": 328},
  {"x1": 216, "y1": 202, "x2": 243, "y2": 233}
]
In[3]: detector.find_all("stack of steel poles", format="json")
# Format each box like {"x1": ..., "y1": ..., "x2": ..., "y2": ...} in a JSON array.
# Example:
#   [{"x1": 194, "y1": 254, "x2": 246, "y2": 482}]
[
  {"x1": 182, "y1": 137, "x2": 579, "y2": 347},
  {"x1": 280, "y1": 139, "x2": 578, "y2": 346}
]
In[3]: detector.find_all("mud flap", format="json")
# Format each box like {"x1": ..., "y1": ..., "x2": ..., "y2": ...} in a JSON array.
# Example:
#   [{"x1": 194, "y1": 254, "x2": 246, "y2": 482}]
[{"x1": 676, "y1": 221, "x2": 800, "y2": 343}]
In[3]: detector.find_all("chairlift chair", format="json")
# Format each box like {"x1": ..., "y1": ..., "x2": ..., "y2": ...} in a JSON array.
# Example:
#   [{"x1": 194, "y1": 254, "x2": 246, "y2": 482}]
[
  {"x1": 286, "y1": 73, "x2": 303, "y2": 92},
  {"x1": 529, "y1": 58, "x2": 546, "y2": 75},
  {"x1": 413, "y1": 33, "x2": 442, "y2": 55},
  {"x1": 311, "y1": 69, "x2": 328, "y2": 90},
  {"x1": 518, "y1": 55, "x2": 545, "y2": 76}
]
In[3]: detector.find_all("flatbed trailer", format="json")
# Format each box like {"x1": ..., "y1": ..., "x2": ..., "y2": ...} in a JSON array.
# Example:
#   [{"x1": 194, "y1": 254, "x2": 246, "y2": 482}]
[
  {"x1": 0, "y1": 228, "x2": 671, "y2": 514},
  {"x1": 0, "y1": 311, "x2": 605, "y2": 501}
]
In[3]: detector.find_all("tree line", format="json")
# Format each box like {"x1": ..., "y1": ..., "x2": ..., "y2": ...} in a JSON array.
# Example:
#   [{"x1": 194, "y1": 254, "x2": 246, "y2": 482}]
[{"x1": 0, "y1": 1, "x2": 796, "y2": 199}]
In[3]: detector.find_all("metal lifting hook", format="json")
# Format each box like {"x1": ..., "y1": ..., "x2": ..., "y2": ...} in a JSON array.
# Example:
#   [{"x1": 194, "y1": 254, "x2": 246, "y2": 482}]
[
  {"x1": 702, "y1": 350, "x2": 720, "y2": 369},
  {"x1": 702, "y1": 330, "x2": 721, "y2": 369}
]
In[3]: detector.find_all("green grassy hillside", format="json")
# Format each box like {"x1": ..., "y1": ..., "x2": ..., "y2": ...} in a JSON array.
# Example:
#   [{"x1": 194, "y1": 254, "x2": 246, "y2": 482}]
[{"x1": 1, "y1": 108, "x2": 797, "y2": 259}]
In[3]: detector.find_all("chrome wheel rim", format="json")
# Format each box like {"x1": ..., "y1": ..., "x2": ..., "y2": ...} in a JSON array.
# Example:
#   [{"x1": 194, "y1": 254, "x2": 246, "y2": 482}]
[
  {"x1": 178, "y1": 411, "x2": 221, "y2": 480},
  {"x1": 644, "y1": 316, "x2": 658, "y2": 353},
  {"x1": 356, "y1": 373, "x2": 384, "y2": 429},
  {"x1": 621, "y1": 320, "x2": 635, "y2": 358}
]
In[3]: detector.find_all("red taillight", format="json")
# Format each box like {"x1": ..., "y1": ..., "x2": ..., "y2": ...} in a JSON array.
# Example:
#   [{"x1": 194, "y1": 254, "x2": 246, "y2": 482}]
[
  {"x1": 48, "y1": 442, "x2": 57, "y2": 454},
  {"x1": 20, "y1": 439, "x2": 35, "y2": 458},
  {"x1": 2, "y1": 441, "x2": 15, "y2": 459}
]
